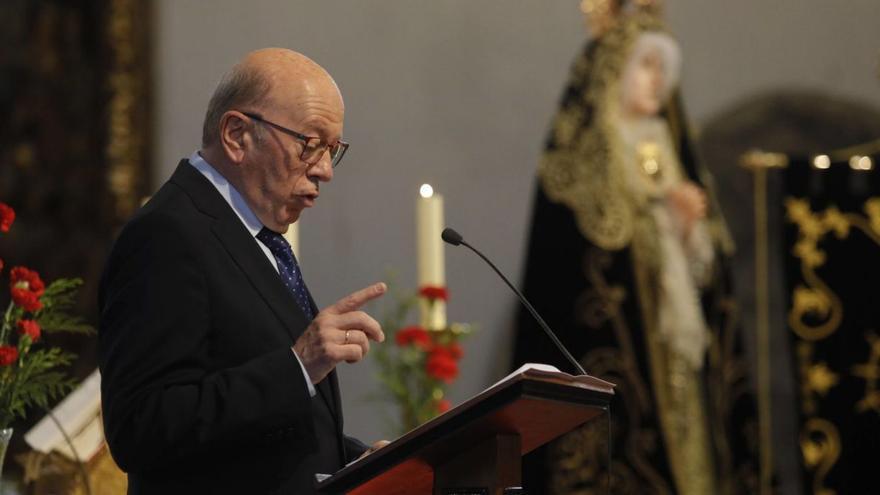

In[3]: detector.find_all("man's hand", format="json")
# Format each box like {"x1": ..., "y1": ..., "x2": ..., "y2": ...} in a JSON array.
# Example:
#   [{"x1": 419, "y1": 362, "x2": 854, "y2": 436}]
[
  {"x1": 293, "y1": 282, "x2": 387, "y2": 384},
  {"x1": 667, "y1": 182, "x2": 708, "y2": 235},
  {"x1": 357, "y1": 440, "x2": 390, "y2": 461}
]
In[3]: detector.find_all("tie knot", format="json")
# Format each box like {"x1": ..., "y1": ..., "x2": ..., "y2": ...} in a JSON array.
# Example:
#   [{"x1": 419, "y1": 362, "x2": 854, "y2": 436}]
[{"x1": 256, "y1": 227, "x2": 292, "y2": 257}]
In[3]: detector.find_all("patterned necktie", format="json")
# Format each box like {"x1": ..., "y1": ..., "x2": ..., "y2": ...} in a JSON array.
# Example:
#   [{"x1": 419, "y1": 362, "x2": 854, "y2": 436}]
[{"x1": 256, "y1": 227, "x2": 315, "y2": 320}]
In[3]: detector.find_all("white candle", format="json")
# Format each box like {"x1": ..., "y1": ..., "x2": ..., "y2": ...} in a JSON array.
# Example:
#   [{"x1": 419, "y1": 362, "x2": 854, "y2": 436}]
[
  {"x1": 416, "y1": 184, "x2": 446, "y2": 329},
  {"x1": 284, "y1": 221, "x2": 300, "y2": 260}
]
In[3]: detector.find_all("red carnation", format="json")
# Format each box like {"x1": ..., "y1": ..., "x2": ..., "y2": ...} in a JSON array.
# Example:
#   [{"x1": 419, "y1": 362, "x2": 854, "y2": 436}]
[
  {"x1": 445, "y1": 342, "x2": 463, "y2": 360},
  {"x1": 435, "y1": 399, "x2": 451, "y2": 414},
  {"x1": 17, "y1": 319, "x2": 41, "y2": 342},
  {"x1": 418, "y1": 285, "x2": 448, "y2": 302},
  {"x1": 0, "y1": 345, "x2": 18, "y2": 366},
  {"x1": 396, "y1": 326, "x2": 431, "y2": 350},
  {"x1": 10, "y1": 267, "x2": 45, "y2": 296},
  {"x1": 10, "y1": 266, "x2": 45, "y2": 312},
  {"x1": 426, "y1": 351, "x2": 458, "y2": 383},
  {"x1": 11, "y1": 290, "x2": 42, "y2": 312},
  {"x1": 428, "y1": 345, "x2": 453, "y2": 361},
  {"x1": 0, "y1": 202, "x2": 14, "y2": 233}
]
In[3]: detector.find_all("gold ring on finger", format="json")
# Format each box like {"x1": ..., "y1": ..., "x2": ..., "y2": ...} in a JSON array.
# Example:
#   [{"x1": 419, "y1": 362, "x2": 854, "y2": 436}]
[{"x1": 345, "y1": 330, "x2": 351, "y2": 345}]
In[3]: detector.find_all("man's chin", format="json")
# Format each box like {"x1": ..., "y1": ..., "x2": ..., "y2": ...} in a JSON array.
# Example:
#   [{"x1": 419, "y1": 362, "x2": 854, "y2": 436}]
[{"x1": 283, "y1": 209, "x2": 303, "y2": 228}]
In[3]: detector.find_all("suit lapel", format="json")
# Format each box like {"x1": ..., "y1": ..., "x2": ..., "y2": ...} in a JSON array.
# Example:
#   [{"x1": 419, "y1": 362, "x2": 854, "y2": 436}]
[
  {"x1": 170, "y1": 162, "x2": 309, "y2": 342},
  {"x1": 171, "y1": 160, "x2": 341, "y2": 421}
]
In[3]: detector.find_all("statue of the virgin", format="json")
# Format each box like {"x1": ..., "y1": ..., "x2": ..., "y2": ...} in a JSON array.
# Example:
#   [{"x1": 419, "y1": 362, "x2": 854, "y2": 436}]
[{"x1": 513, "y1": 1, "x2": 759, "y2": 493}]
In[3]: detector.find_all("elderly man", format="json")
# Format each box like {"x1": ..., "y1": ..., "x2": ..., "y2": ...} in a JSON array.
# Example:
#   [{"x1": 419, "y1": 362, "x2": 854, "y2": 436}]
[{"x1": 98, "y1": 48, "x2": 386, "y2": 494}]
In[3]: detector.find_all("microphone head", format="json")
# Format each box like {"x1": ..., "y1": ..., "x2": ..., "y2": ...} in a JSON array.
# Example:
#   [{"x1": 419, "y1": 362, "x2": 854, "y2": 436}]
[{"x1": 441, "y1": 228, "x2": 463, "y2": 246}]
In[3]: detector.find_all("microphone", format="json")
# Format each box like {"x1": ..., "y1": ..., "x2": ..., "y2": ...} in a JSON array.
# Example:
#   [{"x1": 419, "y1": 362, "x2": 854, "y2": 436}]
[
  {"x1": 441, "y1": 227, "x2": 587, "y2": 376},
  {"x1": 440, "y1": 228, "x2": 463, "y2": 246}
]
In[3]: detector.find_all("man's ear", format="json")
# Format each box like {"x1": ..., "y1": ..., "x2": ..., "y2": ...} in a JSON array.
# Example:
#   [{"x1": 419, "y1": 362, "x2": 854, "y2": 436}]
[{"x1": 219, "y1": 111, "x2": 250, "y2": 164}]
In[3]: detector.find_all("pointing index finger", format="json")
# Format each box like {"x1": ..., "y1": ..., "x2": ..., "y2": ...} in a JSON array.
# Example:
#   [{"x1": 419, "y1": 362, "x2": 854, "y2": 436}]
[{"x1": 325, "y1": 282, "x2": 387, "y2": 315}]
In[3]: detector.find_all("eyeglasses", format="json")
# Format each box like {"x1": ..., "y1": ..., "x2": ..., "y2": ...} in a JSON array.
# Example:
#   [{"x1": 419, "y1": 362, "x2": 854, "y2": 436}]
[{"x1": 240, "y1": 111, "x2": 349, "y2": 168}]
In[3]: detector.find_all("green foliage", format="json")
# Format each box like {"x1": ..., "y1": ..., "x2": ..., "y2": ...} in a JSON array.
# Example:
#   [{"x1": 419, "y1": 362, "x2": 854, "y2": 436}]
[
  {"x1": 0, "y1": 348, "x2": 76, "y2": 428},
  {"x1": 0, "y1": 277, "x2": 91, "y2": 430},
  {"x1": 36, "y1": 279, "x2": 95, "y2": 335}
]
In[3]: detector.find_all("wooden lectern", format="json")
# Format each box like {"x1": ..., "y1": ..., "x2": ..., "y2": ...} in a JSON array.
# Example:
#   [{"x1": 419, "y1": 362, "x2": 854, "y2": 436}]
[{"x1": 316, "y1": 366, "x2": 614, "y2": 495}]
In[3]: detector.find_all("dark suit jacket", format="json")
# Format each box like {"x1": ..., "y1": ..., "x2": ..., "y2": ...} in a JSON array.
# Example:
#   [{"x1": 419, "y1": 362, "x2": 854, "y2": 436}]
[{"x1": 98, "y1": 160, "x2": 366, "y2": 494}]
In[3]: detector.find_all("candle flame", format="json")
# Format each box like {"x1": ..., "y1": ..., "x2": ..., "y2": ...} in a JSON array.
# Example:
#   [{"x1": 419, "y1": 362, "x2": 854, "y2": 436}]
[{"x1": 419, "y1": 184, "x2": 434, "y2": 198}]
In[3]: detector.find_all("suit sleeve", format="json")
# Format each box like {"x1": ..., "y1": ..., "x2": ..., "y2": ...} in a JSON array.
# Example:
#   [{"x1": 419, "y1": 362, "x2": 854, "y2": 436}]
[
  {"x1": 98, "y1": 212, "x2": 315, "y2": 472},
  {"x1": 343, "y1": 435, "x2": 369, "y2": 462}
]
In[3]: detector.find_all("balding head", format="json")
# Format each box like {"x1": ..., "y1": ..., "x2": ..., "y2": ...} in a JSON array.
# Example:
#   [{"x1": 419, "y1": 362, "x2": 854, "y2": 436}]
[
  {"x1": 201, "y1": 48, "x2": 341, "y2": 147},
  {"x1": 199, "y1": 48, "x2": 345, "y2": 232}
]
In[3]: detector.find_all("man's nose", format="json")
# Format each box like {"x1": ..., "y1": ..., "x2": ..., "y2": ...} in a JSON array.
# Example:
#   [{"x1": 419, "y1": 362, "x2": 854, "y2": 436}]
[{"x1": 307, "y1": 152, "x2": 334, "y2": 182}]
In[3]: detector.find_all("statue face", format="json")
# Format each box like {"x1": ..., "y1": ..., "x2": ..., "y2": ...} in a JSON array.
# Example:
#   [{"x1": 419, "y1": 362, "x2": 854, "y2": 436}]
[{"x1": 620, "y1": 46, "x2": 665, "y2": 117}]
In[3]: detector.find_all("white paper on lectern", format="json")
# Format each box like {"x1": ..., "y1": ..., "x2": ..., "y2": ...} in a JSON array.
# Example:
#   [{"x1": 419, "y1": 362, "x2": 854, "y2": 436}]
[
  {"x1": 486, "y1": 362, "x2": 616, "y2": 394},
  {"x1": 24, "y1": 369, "x2": 104, "y2": 461}
]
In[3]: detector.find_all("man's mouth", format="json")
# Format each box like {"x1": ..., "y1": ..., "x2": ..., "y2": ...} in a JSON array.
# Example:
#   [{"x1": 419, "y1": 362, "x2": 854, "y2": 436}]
[{"x1": 300, "y1": 193, "x2": 318, "y2": 207}]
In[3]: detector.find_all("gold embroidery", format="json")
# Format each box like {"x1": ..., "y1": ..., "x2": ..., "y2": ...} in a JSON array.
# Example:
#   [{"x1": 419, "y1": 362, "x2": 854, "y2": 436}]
[
  {"x1": 554, "y1": 105, "x2": 585, "y2": 148},
  {"x1": 791, "y1": 286, "x2": 832, "y2": 321},
  {"x1": 550, "y1": 249, "x2": 670, "y2": 494},
  {"x1": 795, "y1": 341, "x2": 839, "y2": 416},
  {"x1": 786, "y1": 197, "x2": 880, "y2": 493},
  {"x1": 787, "y1": 198, "x2": 880, "y2": 342},
  {"x1": 539, "y1": 12, "x2": 665, "y2": 251},
  {"x1": 639, "y1": 256, "x2": 717, "y2": 495},
  {"x1": 584, "y1": 249, "x2": 653, "y2": 411},
  {"x1": 786, "y1": 199, "x2": 844, "y2": 341},
  {"x1": 799, "y1": 418, "x2": 841, "y2": 495},
  {"x1": 852, "y1": 331, "x2": 880, "y2": 414},
  {"x1": 806, "y1": 362, "x2": 840, "y2": 398},
  {"x1": 865, "y1": 198, "x2": 880, "y2": 234}
]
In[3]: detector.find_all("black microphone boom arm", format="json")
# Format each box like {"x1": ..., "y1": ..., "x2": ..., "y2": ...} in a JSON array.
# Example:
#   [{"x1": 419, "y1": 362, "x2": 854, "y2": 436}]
[{"x1": 441, "y1": 228, "x2": 587, "y2": 376}]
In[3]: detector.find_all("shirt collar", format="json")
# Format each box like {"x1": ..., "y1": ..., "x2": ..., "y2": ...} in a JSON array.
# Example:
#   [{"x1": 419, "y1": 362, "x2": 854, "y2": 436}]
[{"x1": 188, "y1": 151, "x2": 264, "y2": 237}]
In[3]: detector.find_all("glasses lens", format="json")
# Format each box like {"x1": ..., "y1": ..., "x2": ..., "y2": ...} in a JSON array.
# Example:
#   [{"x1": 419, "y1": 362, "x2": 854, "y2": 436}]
[
  {"x1": 330, "y1": 143, "x2": 348, "y2": 168},
  {"x1": 300, "y1": 141, "x2": 324, "y2": 163},
  {"x1": 300, "y1": 141, "x2": 347, "y2": 167},
  {"x1": 329, "y1": 144, "x2": 342, "y2": 160}
]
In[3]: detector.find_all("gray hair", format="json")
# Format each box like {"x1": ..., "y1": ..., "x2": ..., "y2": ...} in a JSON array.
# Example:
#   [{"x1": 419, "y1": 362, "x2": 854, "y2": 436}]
[{"x1": 201, "y1": 66, "x2": 272, "y2": 147}]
